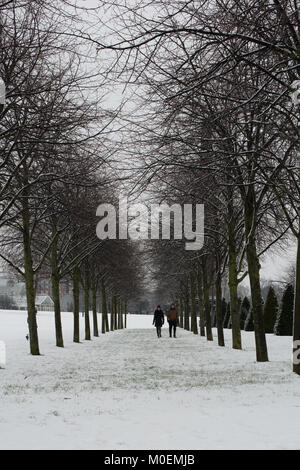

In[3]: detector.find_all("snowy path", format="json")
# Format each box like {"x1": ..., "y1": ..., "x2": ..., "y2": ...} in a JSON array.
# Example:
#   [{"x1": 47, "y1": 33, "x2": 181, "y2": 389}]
[{"x1": 0, "y1": 311, "x2": 300, "y2": 449}]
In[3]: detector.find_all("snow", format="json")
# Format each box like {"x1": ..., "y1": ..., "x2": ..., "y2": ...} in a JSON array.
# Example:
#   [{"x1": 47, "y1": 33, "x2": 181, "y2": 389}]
[{"x1": 0, "y1": 309, "x2": 300, "y2": 450}]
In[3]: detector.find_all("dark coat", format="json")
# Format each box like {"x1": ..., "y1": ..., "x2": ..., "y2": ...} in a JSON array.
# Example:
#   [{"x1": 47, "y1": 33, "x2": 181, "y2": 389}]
[
  {"x1": 153, "y1": 309, "x2": 164, "y2": 327},
  {"x1": 166, "y1": 307, "x2": 179, "y2": 323}
]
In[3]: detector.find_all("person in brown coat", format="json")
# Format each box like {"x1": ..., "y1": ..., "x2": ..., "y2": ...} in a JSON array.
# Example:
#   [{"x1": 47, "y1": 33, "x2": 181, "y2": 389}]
[{"x1": 166, "y1": 303, "x2": 179, "y2": 338}]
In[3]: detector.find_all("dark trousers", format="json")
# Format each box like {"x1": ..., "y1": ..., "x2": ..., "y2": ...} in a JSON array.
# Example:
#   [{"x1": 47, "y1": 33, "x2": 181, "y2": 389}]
[
  {"x1": 156, "y1": 326, "x2": 162, "y2": 337},
  {"x1": 168, "y1": 320, "x2": 177, "y2": 337}
]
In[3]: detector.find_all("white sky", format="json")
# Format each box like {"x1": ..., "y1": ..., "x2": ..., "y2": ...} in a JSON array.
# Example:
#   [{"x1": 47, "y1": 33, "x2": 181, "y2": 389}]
[
  {"x1": 72, "y1": 1, "x2": 299, "y2": 286},
  {"x1": 239, "y1": 242, "x2": 297, "y2": 290},
  {"x1": 260, "y1": 244, "x2": 297, "y2": 281}
]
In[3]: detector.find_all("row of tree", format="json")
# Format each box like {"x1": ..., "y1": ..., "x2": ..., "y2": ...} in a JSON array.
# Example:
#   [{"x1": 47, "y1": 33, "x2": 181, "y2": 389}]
[
  {"x1": 1, "y1": 1, "x2": 299, "y2": 376},
  {"x1": 176, "y1": 283, "x2": 294, "y2": 336},
  {"x1": 220, "y1": 284, "x2": 294, "y2": 337},
  {"x1": 0, "y1": 1, "x2": 144, "y2": 354},
  {"x1": 90, "y1": 0, "x2": 300, "y2": 373}
]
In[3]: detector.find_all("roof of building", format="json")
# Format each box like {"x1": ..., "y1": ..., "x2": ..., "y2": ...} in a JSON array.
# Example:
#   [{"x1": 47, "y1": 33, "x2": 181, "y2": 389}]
[
  {"x1": 35, "y1": 295, "x2": 54, "y2": 305},
  {"x1": 13, "y1": 295, "x2": 54, "y2": 308}
]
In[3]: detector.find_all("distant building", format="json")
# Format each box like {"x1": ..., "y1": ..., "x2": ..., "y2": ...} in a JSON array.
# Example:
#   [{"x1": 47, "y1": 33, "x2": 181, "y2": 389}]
[
  {"x1": 0, "y1": 270, "x2": 71, "y2": 311},
  {"x1": 13, "y1": 295, "x2": 54, "y2": 312},
  {"x1": 35, "y1": 295, "x2": 54, "y2": 311},
  {"x1": 35, "y1": 273, "x2": 72, "y2": 311}
]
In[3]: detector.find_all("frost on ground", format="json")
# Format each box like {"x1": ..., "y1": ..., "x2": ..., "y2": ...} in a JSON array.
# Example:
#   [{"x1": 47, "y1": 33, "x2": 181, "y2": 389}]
[{"x1": 0, "y1": 310, "x2": 299, "y2": 450}]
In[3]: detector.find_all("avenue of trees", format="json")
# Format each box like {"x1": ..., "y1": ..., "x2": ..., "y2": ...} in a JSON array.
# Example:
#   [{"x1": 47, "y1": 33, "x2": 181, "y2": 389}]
[
  {"x1": 0, "y1": 0, "x2": 144, "y2": 355},
  {"x1": 0, "y1": 1, "x2": 299, "y2": 376},
  {"x1": 90, "y1": 0, "x2": 299, "y2": 373}
]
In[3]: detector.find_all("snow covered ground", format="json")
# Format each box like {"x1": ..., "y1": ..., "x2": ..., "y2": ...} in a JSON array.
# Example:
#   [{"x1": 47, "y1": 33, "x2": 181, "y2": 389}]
[{"x1": 0, "y1": 309, "x2": 299, "y2": 450}]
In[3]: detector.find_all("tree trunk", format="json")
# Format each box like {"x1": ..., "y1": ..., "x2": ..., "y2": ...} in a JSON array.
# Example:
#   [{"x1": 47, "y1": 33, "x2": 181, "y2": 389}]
[
  {"x1": 211, "y1": 285, "x2": 215, "y2": 327},
  {"x1": 179, "y1": 297, "x2": 184, "y2": 328},
  {"x1": 120, "y1": 300, "x2": 124, "y2": 329},
  {"x1": 84, "y1": 270, "x2": 91, "y2": 341},
  {"x1": 101, "y1": 280, "x2": 109, "y2": 333},
  {"x1": 202, "y1": 261, "x2": 213, "y2": 341},
  {"x1": 92, "y1": 284, "x2": 99, "y2": 337},
  {"x1": 125, "y1": 301, "x2": 127, "y2": 328},
  {"x1": 293, "y1": 229, "x2": 300, "y2": 375},
  {"x1": 244, "y1": 189, "x2": 268, "y2": 362},
  {"x1": 190, "y1": 273, "x2": 198, "y2": 334},
  {"x1": 184, "y1": 287, "x2": 190, "y2": 331},
  {"x1": 228, "y1": 216, "x2": 242, "y2": 350},
  {"x1": 215, "y1": 270, "x2": 225, "y2": 347},
  {"x1": 72, "y1": 266, "x2": 80, "y2": 342},
  {"x1": 22, "y1": 197, "x2": 40, "y2": 355},
  {"x1": 72, "y1": 266, "x2": 80, "y2": 343},
  {"x1": 118, "y1": 298, "x2": 122, "y2": 329},
  {"x1": 110, "y1": 296, "x2": 114, "y2": 331},
  {"x1": 197, "y1": 269, "x2": 206, "y2": 337},
  {"x1": 51, "y1": 238, "x2": 64, "y2": 348},
  {"x1": 114, "y1": 296, "x2": 118, "y2": 330}
]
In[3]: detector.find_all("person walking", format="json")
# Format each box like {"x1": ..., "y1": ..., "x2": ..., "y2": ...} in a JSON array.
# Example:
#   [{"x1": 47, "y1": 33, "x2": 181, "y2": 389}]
[
  {"x1": 152, "y1": 305, "x2": 164, "y2": 338},
  {"x1": 167, "y1": 303, "x2": 179, "y2": 338}
]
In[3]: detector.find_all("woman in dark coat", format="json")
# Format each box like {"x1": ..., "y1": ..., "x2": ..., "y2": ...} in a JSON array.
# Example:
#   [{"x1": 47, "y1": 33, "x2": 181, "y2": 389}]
[{"x1": 152, "y1": 305, "x2": 164, "y2": 338}]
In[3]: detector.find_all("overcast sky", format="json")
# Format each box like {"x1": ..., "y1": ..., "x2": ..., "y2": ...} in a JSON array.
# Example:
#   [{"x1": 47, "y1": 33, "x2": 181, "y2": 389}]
[{"x1": 75, "y1": 1, "x2": 298, "y2": 284}]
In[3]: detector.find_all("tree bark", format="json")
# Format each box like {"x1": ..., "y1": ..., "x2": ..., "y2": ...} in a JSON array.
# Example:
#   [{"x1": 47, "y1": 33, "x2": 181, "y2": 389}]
[
  {"x1": 228, "y1": 215, "x2": 242, "y2": 350},
  {"x1": 101, "y1": 280, "x2": 109, "y2": 333},
  {"x1": 120, "y1": 300, "x2": 124, "y2": 329},
  {"x1": 51, "y1": 238, "x2": 64, "y2": 348},
  {"x1": 118, "y1": 300, "x2": 121, "y2": 329},
  {"x1": 184, "y1": 287, "x2": 190, "y2": 331},
  {"x1": 84, "y1": 269, "x2": 91, "y2": 341},
  {"x1": 293, "y1": 228, "x2": 300, "y2": 374},
  {"x1": 244, "y1": 188, "x2": 268, "y2": 362},
  {"x1": 211, "y1": 285, "x2": 215, "y2": 327},
  {"x1": 72, "y1": 266, "x2": 80, "y2": 343},
  {"x1": 202, "y1": 260, "x2": 213, "y2": 341},
  {"x1": 22, "y1": 195, "x2": 40, "y2": 355},
  {"x1": 197, "y1": 269, "x2": 206, "y2": 337},
  {"x1": 215, "y1": 270, "x2": 225, "y2": 347},
  {"x1": 110, "y1": 295, "x2": 114, "y2": 331},
  {"x1": 114, "y1": 296, "x2": 118, "y2": 330},
  {"x1": 91, "y1": 284, "x2": 99, "y2": 337},
  {"x1": 179, "y1": 297, "x2": 184, "y2": 328},
  {"x1": 190, "y1": 273, "x2": 198, "y2": 334}
]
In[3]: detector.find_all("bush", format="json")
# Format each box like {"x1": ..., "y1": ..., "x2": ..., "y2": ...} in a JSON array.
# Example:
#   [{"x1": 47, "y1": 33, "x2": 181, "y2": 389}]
[
  {"x1": 274, "y1": 284, "x2": 294, "y2": 336},
  {"x1": 223, "y1": 302, "x2": 231, "y2": 329},
  {"x1": 264, "y1": 286, "x2": 278, "y2": 334},
  {"x1": 240, "y1": 296, "x2": 250, "y2": 330},
  {"x1": 244, "y1": 308, "x2": 254, "y2": 332}
]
